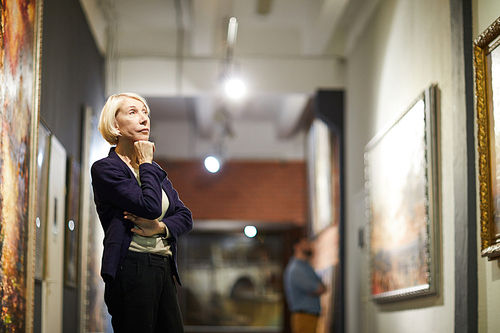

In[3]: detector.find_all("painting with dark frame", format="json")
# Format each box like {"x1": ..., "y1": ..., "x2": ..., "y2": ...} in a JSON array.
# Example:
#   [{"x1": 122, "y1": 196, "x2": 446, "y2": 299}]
[
  {"x1": 365, "y1": 85, "x2": 440, "y2": 302},
  {"x1": 0, "y1": 0, "x2": 43, "y2": 331},
  {"x1": 65, "y1": 156, "x2": 81, "y2": 287},
  {"x1": 474, "y1": 16, "x2": 500, "y2": 260}
]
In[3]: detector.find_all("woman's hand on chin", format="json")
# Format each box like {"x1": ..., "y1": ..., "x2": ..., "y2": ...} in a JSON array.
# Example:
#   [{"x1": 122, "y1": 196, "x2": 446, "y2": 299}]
[{"x1": 134, "y1": 141, "x2": 155, "y2": 164}]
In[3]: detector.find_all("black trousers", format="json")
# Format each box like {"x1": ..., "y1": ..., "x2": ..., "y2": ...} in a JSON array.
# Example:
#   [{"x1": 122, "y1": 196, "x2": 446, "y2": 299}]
[{"x1": 105, "y1": 251, "x2": 184, "y2": 333}]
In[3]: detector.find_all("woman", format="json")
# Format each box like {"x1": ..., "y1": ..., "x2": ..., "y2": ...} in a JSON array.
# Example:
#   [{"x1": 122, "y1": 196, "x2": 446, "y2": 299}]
[{"x1": 91, "y1": 92, "x2": 193, "y2": 332}]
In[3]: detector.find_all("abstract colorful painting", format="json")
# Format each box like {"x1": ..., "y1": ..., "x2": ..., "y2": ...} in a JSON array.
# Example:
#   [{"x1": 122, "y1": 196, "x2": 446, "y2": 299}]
[
  {"x1": 365, "y1": 85, "x2": 440, "y2": 302},
  {"x1": 0, "y1": 0, "x2": 42, "y2": 331}
]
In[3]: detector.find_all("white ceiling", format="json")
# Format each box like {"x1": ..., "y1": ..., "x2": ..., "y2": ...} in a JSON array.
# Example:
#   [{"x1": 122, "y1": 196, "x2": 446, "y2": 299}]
[{"x1": 80, "y1": 0, "x2": 379, "y2": 159}]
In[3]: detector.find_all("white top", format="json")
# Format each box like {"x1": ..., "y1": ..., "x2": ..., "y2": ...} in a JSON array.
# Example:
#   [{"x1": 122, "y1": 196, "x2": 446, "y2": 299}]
[{"x1": 128, "y1": 167, "x2": 172, "y2": 256}]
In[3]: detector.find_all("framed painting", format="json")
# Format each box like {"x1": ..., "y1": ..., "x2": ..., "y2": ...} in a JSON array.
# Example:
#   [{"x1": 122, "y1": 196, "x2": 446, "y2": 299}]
[
  {"x1": 307, "y1": 118, "x2": 341, "y2": 237},
  {"x1": 35, "y1": 121, "x2": 51, "y2": 281},
  {"x1": 365, "y1": 85, "x2": 440, "y2": 302},
  {"x1": 78, "y1": 106, "x2": 92, "y2": 332},
  {"x1": 474, "y1": 16, "x2": 500, "y2": 260},
  {"x1": 85, "y1": 112, "x2": 112, "y2": 332},
  {"x1": 65, "y1": 156, "x2": 80, "y2": 287},
  {"x1": 0, "y1": 0, "x2": 43, "y2": 331}
]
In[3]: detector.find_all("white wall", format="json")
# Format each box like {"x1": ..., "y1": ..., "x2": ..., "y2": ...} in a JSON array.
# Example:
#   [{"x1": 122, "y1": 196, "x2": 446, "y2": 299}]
[
  {"x1": 115, "y1": 56, "x2": 345, "y2": 97},
  {"x1": 475, "y1": 0, "x2": 500, "y2": 35},
  {"x1": 151, "y1": 119, "x2": 306, "y2": 161},
  {"x1": 345, "y1": 0, "x2": 455, "y2": 332},
  {"x1": 475, "y1": 3, "x2": 500, "y2": 333}
]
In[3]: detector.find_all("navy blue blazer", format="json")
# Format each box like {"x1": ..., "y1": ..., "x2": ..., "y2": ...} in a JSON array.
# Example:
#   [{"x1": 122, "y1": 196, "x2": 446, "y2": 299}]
[{"x1": 91, "y1": 147, "x2": 193, "y2": 285}]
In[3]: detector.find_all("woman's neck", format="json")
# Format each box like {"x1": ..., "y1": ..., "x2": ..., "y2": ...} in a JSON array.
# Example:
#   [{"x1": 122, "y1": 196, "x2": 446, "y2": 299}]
[{"x1": 115, "y1": 142, "x2": 139, "y2": 169}]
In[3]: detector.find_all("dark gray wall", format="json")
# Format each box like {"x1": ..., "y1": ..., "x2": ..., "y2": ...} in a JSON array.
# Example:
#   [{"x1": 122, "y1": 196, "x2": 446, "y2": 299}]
[
  {"x1": 36, "y1": 0, "x2": 105, "y2": 332},
  {"x1": 449, "y1": 0, "x2": 477, "y2": 332},
  {"x1": 40, "y1": 0, "x2": 105, "y2": 158}
]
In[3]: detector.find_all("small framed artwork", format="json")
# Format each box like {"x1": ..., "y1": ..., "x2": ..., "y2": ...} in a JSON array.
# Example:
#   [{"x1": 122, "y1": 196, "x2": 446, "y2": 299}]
[
  {"x1": 35, "y1": 121, "x2": 52, "y2": 280},
  {"x1": 474, "y1": 16, "x2": 500, "y2": 260},
  {"x1": 65, "y1": 156, "x2": 81, "y2": 287},
  {"x1": 307, "y1": 118, "x2": 341, "y2": 237},
  {"x1": 365, "y1": 85, "x2": 440, "y2": 302}
]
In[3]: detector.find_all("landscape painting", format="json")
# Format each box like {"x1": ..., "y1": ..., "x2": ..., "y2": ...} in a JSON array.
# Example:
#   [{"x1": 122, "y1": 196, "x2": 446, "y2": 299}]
[{"x1": 365, "y1": 86, "x2": 439, "y2": 301}]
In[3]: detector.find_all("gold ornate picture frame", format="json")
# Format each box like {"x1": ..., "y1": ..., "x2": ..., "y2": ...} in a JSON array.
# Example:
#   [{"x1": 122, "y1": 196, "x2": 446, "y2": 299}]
[{"x1": 475, "y1": 16, "x2": 500, "y2": 260}]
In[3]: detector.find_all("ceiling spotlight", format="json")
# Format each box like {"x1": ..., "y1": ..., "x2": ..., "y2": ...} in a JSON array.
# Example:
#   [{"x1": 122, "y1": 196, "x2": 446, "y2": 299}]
[
  {"x1": 204, "y1": 156, "x2": 220, "y2": 173},
  {"x1": 224, "y1": 78, "x2": 246, "y2": 99},
  {"x1": 244, "y1": 225, "x2": 257, "y2": 238}
]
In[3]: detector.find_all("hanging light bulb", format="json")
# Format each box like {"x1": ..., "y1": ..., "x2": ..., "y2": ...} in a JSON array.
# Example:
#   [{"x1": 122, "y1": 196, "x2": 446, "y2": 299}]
[
  {"x1": 224, "y1": 77, "x2": 246, "y2": 99},
  {"x1": 223, "y1": 17, "x2": 246, "y2": 100}
]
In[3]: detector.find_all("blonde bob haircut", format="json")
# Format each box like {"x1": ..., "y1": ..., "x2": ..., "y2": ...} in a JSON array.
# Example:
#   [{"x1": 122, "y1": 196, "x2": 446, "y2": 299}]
[{"x1": 98, "y1": 92, "x2": 150, "y2": 145}]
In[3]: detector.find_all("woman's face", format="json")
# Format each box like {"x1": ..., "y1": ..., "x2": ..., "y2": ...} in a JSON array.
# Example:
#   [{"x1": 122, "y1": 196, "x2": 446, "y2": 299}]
[{"x1": 115, "y1": 97, "x2": 150, "y2": 143}]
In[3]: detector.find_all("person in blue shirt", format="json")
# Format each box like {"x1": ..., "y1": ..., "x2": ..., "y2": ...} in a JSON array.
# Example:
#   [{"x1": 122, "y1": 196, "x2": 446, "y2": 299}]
[
  {"x1": 91, "y1": 92, "x2": 193, "y2": 333},
  {"x1": 283, "y1": 237, "x2": 326, "y2": 333}
]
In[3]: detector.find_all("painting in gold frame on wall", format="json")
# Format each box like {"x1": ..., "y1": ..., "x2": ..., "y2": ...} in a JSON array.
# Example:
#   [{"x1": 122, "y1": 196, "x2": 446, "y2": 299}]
[
  {"x1": 365, "y1": 85, "x2": 440, "y2": 302},
  {"x1": 0, "y1": 0, "x2": 43, "y2": 331},
  {"x1": 474, "y1": 16, "x2": 500, "y2": 260}
]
